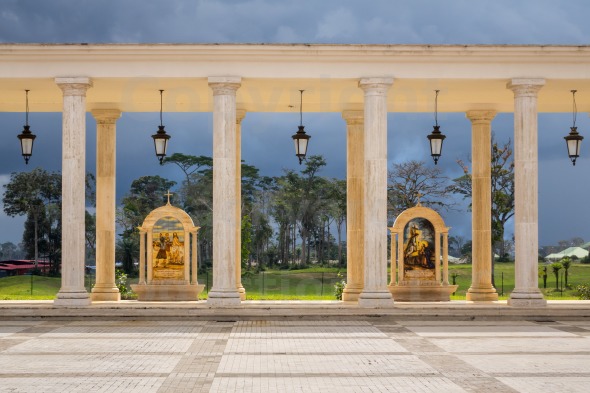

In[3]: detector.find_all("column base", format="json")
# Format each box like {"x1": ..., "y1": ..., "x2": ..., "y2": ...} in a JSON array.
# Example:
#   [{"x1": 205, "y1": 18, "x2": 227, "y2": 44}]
[
  {"x1": 466, "y1": 287, "x2": 499, "y2": 302},
  {"x1": 91, "y1": 292, "x2": 121, "y2": 301},
  {"x1": 238, "y1": 285, "x2": 246, "y2": 301},
  {"x1": 342, "y1": 285, "x2": 362, "y2": 302},
  {"x1": 508, "y1": 291, "x2": 547, "y2": 307},
  {"x1": 207, "y1": 290, "x2": 241, "y2": 306},
  {"x1": 358, "y1": 290, "x2": 394, "y2": 308},
  {"x1": 91, "y1": 285, "x2": 121, "y2": 301},
  {"x1": 54, "y1": 290, "x2": 91, "y2": 307}
]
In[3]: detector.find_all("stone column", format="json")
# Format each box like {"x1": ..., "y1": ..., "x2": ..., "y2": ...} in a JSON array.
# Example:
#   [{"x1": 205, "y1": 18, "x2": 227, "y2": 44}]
[
  {"x1": 191, "y1": 229, "x2": 198, "y2": 285},
  {"x1": 146, "y1": 231, "x2": 153, "y2": 283},
  {"x1": 236, "y1": 109, "x2": 246, "y2": 300},
  {"x1": 91, "y1": 109, "x2": 121, "y2": 301},
  {"x1": 507, "y1": 78, "x2": 547, "y2": 307},
  {"x1": 357, "y1": 77, "x2": 395, "y2": 307},
  {"x1": 342, "y1": 110, "x2": 364, "y2": 301},
  {"x1": 207, "y1": 76, "x2": 242, "y2": 306},
  {"x1": 466, "y1": 110, "x2": 499, "y2": 301},
  {"x1": 442, "y1": 232, "x2": 449, "y2": 285},
  {"x1": 139, "y1": 230, "x2": 146, "y2": 285},
  {"x1": 54, "y1": 77, "x2": 92, "y2": 307}
]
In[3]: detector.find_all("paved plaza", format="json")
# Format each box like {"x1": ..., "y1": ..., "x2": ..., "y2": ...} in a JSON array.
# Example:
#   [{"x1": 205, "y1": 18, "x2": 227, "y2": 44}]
[{"x1": 1, "y1": 316, "x2": 590, "y2": 392}]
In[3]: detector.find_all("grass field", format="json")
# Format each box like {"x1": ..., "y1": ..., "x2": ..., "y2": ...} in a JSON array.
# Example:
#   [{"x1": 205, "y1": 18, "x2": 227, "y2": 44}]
[{"x1": 2, "y1": 262, "x2": 590, "y2": 300}]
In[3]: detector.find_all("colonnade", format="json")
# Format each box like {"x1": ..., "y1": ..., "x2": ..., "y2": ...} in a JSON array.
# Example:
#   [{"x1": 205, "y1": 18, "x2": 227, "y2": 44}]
[{"x1": 51, "y1": 75, "x2": 546, "y2": 308}]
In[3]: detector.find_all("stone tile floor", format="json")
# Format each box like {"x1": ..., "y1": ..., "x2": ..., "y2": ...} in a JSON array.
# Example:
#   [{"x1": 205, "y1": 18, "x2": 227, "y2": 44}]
[{"x1": 0, "y1": 318, "x2": 589, "y2": 392}]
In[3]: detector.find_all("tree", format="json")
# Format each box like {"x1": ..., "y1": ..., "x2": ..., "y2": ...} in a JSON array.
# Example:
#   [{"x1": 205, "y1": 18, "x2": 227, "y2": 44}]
[
  {"x1": 561, "y1": 257, "x2": 571, "y2": 287},
  {"x1": 551, "y1": 262, "x2": 563, "y2": 290},
  {"x1": 3, "y1": 168, "x2": 61, "y2": 271},
  {"x1": 117, "y1": 175, "x2": 176, "y2": 273},
  {"x1": 0, "y1": 242, "x2": 21, "y2": 260},
  {"x1": 387, "y1": 160, "x2": 453, "y2": 220},
  {"x1": 329, "y1": 179, "x2": 347, "y2": 266},
  {"x1": 449, "y1": 236, "x2": 466, "y2": 257}
]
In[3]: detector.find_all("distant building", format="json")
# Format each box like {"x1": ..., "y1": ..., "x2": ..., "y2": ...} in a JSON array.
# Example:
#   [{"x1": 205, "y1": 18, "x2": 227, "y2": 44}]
[{"x1": 0, "y1": 260, "x2": 50, "y2": 277}]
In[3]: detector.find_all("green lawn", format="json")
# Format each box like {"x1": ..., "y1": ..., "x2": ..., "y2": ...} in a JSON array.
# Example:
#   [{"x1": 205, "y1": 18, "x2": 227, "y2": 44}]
[
  {"x1": 0, "y1": 275, "x2": 62, "y2": 300},
  {"x1": 448, "y1": 262, "x2": 590, "y2": 300},
  {"x1": 2, "y1": 263, "x2": 590, "y2": 301}
]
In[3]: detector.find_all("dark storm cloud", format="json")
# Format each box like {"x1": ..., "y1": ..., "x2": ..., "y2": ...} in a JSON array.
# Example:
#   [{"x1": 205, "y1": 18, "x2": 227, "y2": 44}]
[{"x1": 2, "y1": 0, "x2": 589, "y2": 44}]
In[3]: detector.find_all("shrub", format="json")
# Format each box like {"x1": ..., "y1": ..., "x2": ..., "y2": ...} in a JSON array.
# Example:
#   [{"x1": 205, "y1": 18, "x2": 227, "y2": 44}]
[
  {"x1": 576, "y1": 284, "x2": 590, "y2": 300},
  {"x1": 115, "y1": 269, "x2": 135, "y2": 300},
  {"x1": 334, "y1": 272, "x2": 346, "y2": 300}
]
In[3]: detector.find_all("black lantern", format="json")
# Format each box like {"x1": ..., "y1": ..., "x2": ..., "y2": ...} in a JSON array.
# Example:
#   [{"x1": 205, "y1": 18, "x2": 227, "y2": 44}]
[
  {"x1": 564, "y1": 89, "x2": 583, "y2": 166},
  {"x1": 151, "y1": 89, "x2": 171, "y2": 165},
  {"x1": 292, "y1": 89, "x2": 311, "y2": 165},
  {"x1": 17, "y1": 89, "x2": 36, "y2": 165},
  {"x1": 427, "y1": 90, "x2": 446, "y2": 165}
]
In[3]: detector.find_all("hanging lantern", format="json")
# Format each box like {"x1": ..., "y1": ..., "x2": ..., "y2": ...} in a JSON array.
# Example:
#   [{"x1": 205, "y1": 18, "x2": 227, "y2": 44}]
[
  {"x1": 427, "y1": 90, "x2": 446, "y2": 165},
  {"x1": 17, "y1": 89, "x2": 36, "y2": 165},
  {"x1": 292, "y1": 90, "x2": 311, "y2": 165},
  {"x1": 151, "y1": 90, "x2": 171, "y2": 165},
  {"x1": 564, "y1": 90, "x2": 583, "y2": 166}
]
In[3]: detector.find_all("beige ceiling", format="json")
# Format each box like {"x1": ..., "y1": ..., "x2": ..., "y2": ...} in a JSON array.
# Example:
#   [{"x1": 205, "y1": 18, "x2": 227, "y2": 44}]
[{"x1": 1, "y1": 44, "x2": 589, "y2": 113}]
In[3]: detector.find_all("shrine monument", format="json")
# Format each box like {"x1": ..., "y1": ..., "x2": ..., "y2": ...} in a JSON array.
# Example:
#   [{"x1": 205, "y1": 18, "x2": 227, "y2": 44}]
[
  {"x1": 388, "y1": 202, "x2": 457, "y2": 301},
  {"x1": 131, "y1": 193, "x2": 203, "y2": 301}
]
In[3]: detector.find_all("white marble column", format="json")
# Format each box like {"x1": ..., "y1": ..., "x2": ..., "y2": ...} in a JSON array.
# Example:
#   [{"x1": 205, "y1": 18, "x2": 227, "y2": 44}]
[
  {"x1": 236, "y1": 109, "x2": 246, "y2": 300},
  {"x1": 507, "y1": 78, "x2": 547, "y2": 307},
  {"x1": 207, "y1": 76, "x2": 242, "y2": 306},
  {"x1": 357, "y1": 77, "x2": 395, "y2": 308},
  {"x1": 342, "y1": 110, "x2": 365, "y2": 301},
  {"x1": 91, "y1": 109, "x2": 121, "y2": 301},
  {"x1": 466, "y1": 110, "x2": 499, "y2": 301},
  {"x1": 54, "y1": 77, "x2": 92, "y2": 307}
]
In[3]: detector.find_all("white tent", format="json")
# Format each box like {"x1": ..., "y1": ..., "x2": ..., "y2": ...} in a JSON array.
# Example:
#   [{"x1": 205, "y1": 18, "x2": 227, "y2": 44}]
[{"x1": 545, "y1": 246, "x2": 588, "y2": 261}]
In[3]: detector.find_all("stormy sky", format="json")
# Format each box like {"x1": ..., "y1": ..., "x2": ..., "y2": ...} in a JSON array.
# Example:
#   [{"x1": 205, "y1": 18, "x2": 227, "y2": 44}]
[{"x1": 1, "y1": 0, "x2": 590, "y2": 247}]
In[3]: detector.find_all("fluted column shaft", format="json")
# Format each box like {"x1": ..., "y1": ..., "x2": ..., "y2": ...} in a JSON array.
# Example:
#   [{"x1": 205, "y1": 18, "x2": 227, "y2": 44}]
[
  {"x1": 236, "y1": 109, "x2": 246, "y2": 300},
  {"x1": 358, "y1": 77, "x2": 395, "y2": 308},
  {"x1": 507, "y1": 78, "x2": 547, "y2": 307},
  {"x1": 207, "y1": 76, "x2": 242, "y2": 306},
  {"x1": 91, "y1": 109, "x2": 121, "y2": 301},
  {"x1": 54, "y1": 77, "x2": 92, "y2": 307},
  {"x1": 342, "y1": 110, "x2": 364, "y2": 301},
  {"x1": 466, "y1": 110, "x2": 499, "y2": 301}
]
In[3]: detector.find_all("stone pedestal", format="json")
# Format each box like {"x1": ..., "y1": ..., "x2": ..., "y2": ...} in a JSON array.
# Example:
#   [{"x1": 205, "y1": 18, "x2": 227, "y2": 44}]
[
  {"x1": 357, "y1": 78, "x2": 394, "y2": 308},
  {"x1": 91, "y1": 109, "x2": 121, "y2": 302},
  {"x1": 507, "y1": 78, "x2": 546, "y2": 307},
  {"x1": 342, "y1": 110, "x2": 364, "y2": 302},
  {"x1": 207, "y1": 77, "x2": 242, "y2": 306},
  {"x1": 132, "y1": 283, "x2": 205, "y2": 301},
  {"x1": 54, "y1": 77, "x2": 93, "y2": 307},
  {"x1": 390, "y1": 284, "x2": 458, "y2": 302},
  {"x1": 466, "y1": 110, "x2": 498, "y2": 302}
]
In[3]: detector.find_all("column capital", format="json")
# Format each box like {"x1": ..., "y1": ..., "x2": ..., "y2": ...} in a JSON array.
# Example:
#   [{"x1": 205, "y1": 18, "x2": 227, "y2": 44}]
[
  {"x1": 342, "y1": 110, "x2": 364, "y2": 125},
  {"x1": 91, "y1": 109, "x2": 122, "y2": 124},
  {"x1": 358, "y1": 77, "x2": 394, "y2": 95},
  {"x1": 507, "y1": 78, "x2": 545, "y2": 97},
  {"x1": 466, "y1": 110, "x2": 497, "y2": 124},
  {"x1": 236, "y1": 109, "x2": 247, "y2": 124},
  {"x1": 55, "y1": 77, "x2": 93, "y2": 96},
  {"x1": 208, "y1": 76, "x2": 241, "y2": 95}
]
